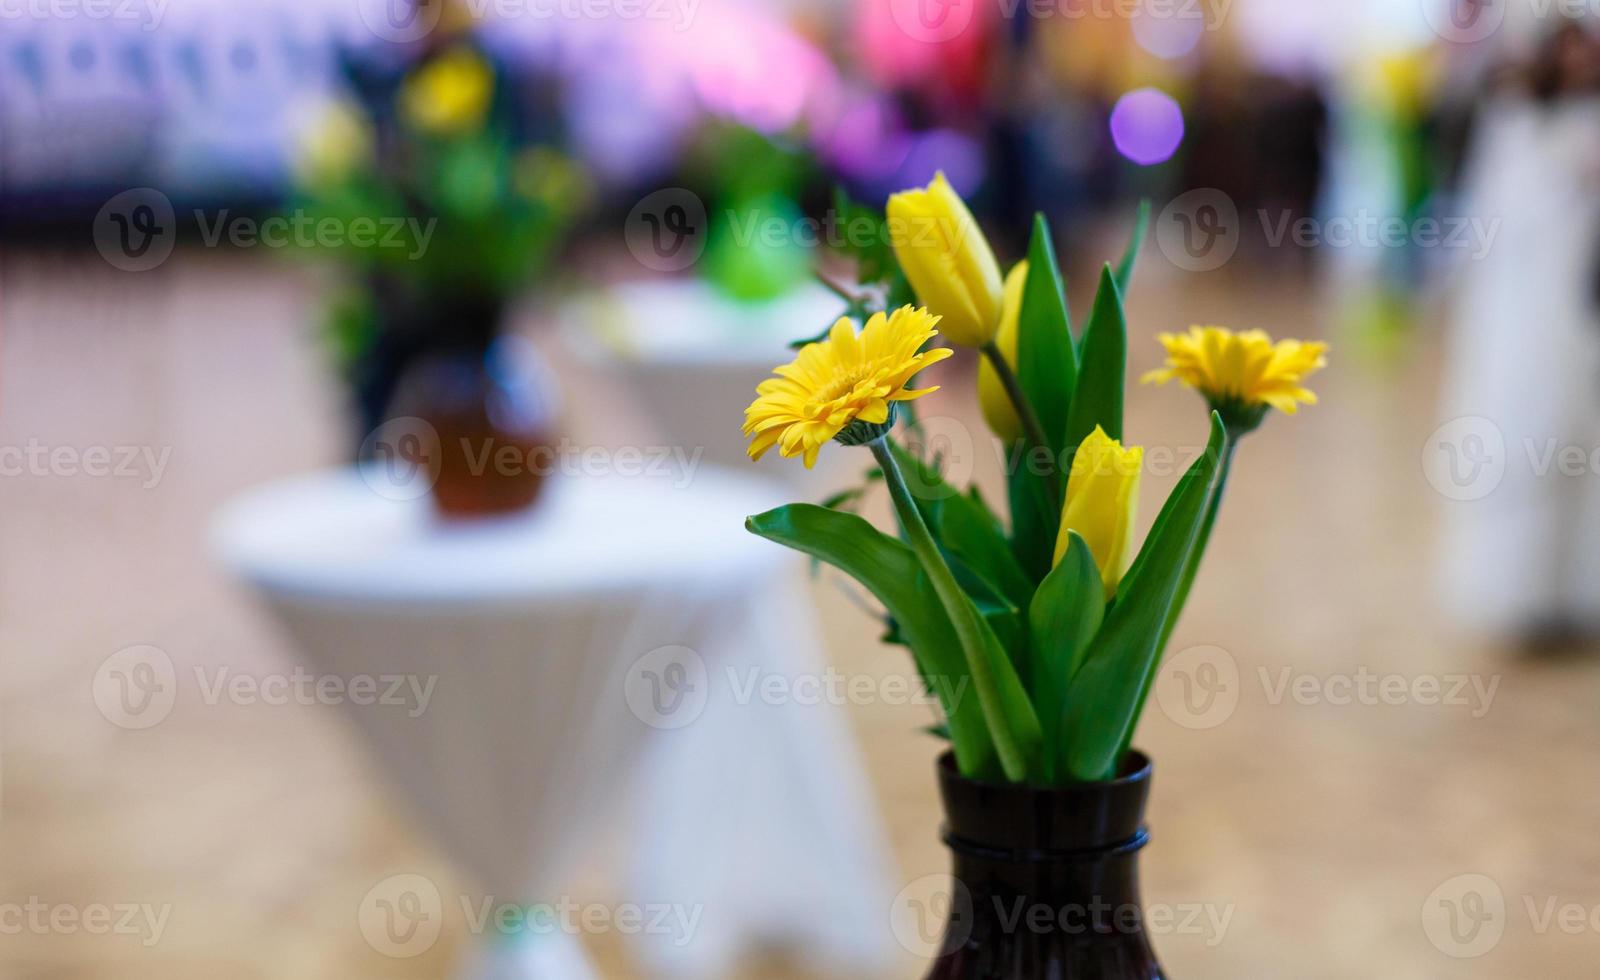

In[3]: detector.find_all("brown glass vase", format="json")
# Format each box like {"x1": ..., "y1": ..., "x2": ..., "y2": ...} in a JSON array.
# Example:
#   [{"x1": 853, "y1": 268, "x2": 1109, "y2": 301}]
[
  {"x1": 924, "y1": 751, "x2": 1165, "y2": 980},
  {"x1": 387, "y1": 336, "x2": 558, "y2": 519}
]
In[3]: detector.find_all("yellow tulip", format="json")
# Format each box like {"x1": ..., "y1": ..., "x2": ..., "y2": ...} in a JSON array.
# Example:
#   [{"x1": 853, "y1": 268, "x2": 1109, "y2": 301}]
[
  {"x1": 1054, "y1": 426, "x2": 1143, "y2": 599},
  {"x1": 886, "y1": 172, "x2": 1004, "y2": 348},
  {"x1": 977, "y1": 261, "x2": 1029, "y2": 442},
  {"x1": 400, "y1": 48, "x2": 494, "y2": 136}
]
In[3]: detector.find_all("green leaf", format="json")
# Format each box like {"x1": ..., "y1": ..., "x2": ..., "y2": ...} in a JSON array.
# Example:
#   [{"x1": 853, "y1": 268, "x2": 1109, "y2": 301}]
[
  {"x1": 746, "y1": 504, "x2": 1000, "y2": 778},
  {"x1": 889, "y1": 441, "x2": 1033, "y2": 611},
  {"x1": 974, "y1": 607, "x2": 1044, "y2": 781},
  {"x1": 1017, "y1": 214, "x2": 1077, "y2": 455},
  {"x1": 1057, "y1": 413, "x2": 1229, "y2": 781},
  {"x1": 1008, "y1": 215, "x2": 1076, "y2": 580},
  {"x1": 1064, "y1": 265, "x2": 1128, "y2": 451},
  {"x1": 1006, "y1": 447, "x2": 1057, "y2": 583},
  {"x1": 828, "y1": 185, "x2": 896, "y2": 285},
  {"x1": 1028, "y1": 531, "x2": 1105, "y2": 781},
  {"x1": 942, "y1": 497, "x2": 1033, "y2": 612},
  {"x1": 1114, "y1": 199, "x2": 1151, "y2": 296}
]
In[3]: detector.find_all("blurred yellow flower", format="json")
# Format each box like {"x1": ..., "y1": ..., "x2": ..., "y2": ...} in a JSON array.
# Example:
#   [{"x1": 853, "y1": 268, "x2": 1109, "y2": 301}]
[
  {"x1": 297, "y1": 100, "x2": 371, "y2": 187},
  {"x1": 401, "y1": 48, "x2": 493, "y2": 136},
  {"x1": 1055, "y1": 426, "x2": 1142, "y2": 599},
  {"x1": 514, "y1": 147, "x2": 591, "y2": 209},
  {"x1": 976, "y1": 261, "x2": 1029, "y2": 443},
  {"x1": 887, "y1": 172, "x2": 1004, "y2": 348},
  {"x1": 1142, "y1": 325, "x2": 1328, "y2": 417},
  {"x1": 744, "y1": 307, "x2": 952, "y2": 468}
]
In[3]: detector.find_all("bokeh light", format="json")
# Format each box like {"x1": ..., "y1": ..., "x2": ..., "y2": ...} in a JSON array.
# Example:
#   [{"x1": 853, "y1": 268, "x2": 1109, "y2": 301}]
[{"x1": 1109, "y1": 87, "x2": 1185, "y2": 165}]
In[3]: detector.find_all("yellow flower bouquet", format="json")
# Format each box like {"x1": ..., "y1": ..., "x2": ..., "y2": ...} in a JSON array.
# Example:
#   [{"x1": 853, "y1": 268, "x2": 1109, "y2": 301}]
[{"x1": 744, "y1": 176, "x2": 1327, "y2": 786}]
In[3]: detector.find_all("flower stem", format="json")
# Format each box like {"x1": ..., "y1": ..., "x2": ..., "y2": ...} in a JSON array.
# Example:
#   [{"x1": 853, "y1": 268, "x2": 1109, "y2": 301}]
[
  {"x1": 870, "y1": 438, "x2": 1028, "y2": 781},
  {"x1": 980, "y1": 342, "x2": 1063, "y2": 504}
]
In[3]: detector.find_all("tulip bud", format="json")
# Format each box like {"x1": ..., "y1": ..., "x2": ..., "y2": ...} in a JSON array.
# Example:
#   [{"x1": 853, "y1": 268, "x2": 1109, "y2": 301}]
[
  {"x1": 1055, "y1": 426, "x2": 1143, "y2": 599},
  {"x1": 887, "y1": 172, "x2": 1004, "y2": 348},
  {"x1": 977, "y1": 261, "x2": 1029, "y2": 442}
]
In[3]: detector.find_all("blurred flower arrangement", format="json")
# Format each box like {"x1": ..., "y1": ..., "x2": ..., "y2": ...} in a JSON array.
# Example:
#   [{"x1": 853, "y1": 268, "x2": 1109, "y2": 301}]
[
  {"x1": 292, "y1": 31, "x2": 590, "y2": 451},
  {"x1": 744, "y1": 174, "x2": 1326, "y2": 784}
]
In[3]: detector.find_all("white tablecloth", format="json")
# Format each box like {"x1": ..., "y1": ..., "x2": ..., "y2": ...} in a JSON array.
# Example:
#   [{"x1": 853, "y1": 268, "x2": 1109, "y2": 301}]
[{"x1": 212, "y1": 466, "x2": 897, "y2": 978}]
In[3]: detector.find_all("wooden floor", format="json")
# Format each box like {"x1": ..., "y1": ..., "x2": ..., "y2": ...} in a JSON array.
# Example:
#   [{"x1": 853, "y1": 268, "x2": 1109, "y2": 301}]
[{"x1": 3, "y1": 248, "x2": 1599, "y2": 978}]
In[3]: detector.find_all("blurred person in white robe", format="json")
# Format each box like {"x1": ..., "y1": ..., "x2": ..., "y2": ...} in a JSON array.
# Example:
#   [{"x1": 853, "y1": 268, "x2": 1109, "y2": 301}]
[{"x1": 1438, "y1": 23, "x2": 1600, "y2": 650}]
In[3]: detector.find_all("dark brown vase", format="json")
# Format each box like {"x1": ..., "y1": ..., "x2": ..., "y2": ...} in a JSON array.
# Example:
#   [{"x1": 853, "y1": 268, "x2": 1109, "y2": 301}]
[
  {"x1": 386, "y1": 336, "x2": 558, "y2": 519},
  {"x1": 924, "y1": 751, "x2": 1165, "y2": 980}
]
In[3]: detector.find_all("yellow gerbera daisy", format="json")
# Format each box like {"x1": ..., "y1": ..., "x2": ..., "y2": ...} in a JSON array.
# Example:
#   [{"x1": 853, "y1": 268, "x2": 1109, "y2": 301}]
[
  {"x1": 744, "y1": 306, "x2": 953, "y2": 468},
  {"x1": 1142, "y1": 326, "x2": 1328, "y2": 427}
]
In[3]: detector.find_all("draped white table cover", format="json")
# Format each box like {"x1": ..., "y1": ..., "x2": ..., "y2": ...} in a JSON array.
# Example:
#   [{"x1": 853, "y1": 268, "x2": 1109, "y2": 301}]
[{"x1": 212, "y1": 466, "x2": 897, "y2": 978}]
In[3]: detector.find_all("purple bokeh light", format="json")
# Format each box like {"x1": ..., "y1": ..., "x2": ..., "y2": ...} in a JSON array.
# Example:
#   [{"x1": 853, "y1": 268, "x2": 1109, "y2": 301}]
[{"x1": 1109, "y1": 88, "x2": 1184, "y2": 166}]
